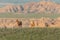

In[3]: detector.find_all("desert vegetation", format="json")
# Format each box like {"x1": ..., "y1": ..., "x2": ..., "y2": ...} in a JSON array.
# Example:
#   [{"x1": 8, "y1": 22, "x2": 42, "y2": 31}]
[{"x1": 0, "y1": 28, "x2": 59, "y2": 40}]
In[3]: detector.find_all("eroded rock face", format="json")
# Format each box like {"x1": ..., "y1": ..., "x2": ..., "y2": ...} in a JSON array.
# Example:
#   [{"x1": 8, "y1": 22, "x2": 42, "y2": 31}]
[
  {"x1": 0, "y1": 1, "x2": 60, "y2": 13},
  {"x1": 23, "y1": 1, "x2": 60, "y2": 13},
  {"x1": 0, "y1": 4, "x2": 24, "y2": 13},
  {"x1": 0, "y1": 18, "x2": 23, "y2": 28},
  {"x1": 0, "y1": 18, "x2": 60, "y2": 28}
]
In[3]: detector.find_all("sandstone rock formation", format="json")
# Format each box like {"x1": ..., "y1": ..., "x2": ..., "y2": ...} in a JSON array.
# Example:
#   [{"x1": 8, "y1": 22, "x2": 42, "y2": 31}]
[
  {"x1": 0, "y1": 18, "x2": 60, "y2": 28},
  {"x1": 0, "y1": 1, "x2": 60, "y2": 13},
  {"x1": 0, "y1": 4, "x2": 24, "y2": 13},
  {"x1": 23, "y1": 1, "x2": 60, "y2": 13}
]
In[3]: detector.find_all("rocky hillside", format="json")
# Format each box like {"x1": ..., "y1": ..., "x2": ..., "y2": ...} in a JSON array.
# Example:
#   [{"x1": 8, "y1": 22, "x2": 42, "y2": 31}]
[
  {"x1": 0, "y1": 4, "x2": 24, "y2": 13},
  {"x1": 0, "y1": 1, "x2": 60, "y2": 13},
  {"x1": 0, "y1": 17, "x2": 60, "y2": 28}
]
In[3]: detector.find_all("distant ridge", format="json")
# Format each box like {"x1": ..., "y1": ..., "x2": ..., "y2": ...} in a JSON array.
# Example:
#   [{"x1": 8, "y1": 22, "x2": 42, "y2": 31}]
[{"x1": 0, "y1": 1, "x2": 60, "y2": 13}]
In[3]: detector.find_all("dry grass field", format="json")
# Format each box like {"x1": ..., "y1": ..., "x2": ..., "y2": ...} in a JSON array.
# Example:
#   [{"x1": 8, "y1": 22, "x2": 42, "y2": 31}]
[
  {"x1": 0, "y1": 28, "x2": 60, "y2": 40},
  {"x1": 0, "y1": 13, "x2": 60, "y2": 18}
]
